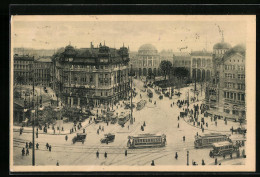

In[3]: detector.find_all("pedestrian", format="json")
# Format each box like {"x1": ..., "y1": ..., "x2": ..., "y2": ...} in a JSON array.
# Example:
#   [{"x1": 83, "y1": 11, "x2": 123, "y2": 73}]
[
  {"x1": 206, "y1": 122, "x2": 208, "y2": 127},
  {"x1": 128, "y1": 125, "x2": 129, "y2": 130},
  {"x1": 46, "y1": 143, "x2": 49, "y2": 149},
  {"x1": 125, "y1": 150, "x2": 127, "y2": 156},
  {"x1": 49, "y1": 145, "x2": 52, "y2": 152},
  {"x1": 26, "y1": 148, "x2": 29, "y2": 156},
  {"x1": 62, "y1": 127, "x2": 64, "y2": 131},
  {"x1": 143, "y1": 121, "x2": 146, "y2": 126},
  {"x1": 215, "y1": 158, "x2": 218, "y2": 165},
  {"x1": 202, "y1": 159, "x2": 205, "y2": 165},
  {"x1": 65, "y1": 135, "x2": 68, "y2": 141},
  {"x1": 56, "y1": 161, "x2": 59, "y2": 166},
  {"x1": 75, "y1": 127, "x2": 76, "y2": 132},
  {"x1": 20, "y1": 128, "x2": 23, "y2": 135},
  {"x1": 97, "y1": 129, "x2": 99, "y2": 135},
  {"x1": 177, "y1": 123, "x2": 179, "y2": 128},
  {"x1": 230, "y1": 153, "x2": 232, "y2": 159},
  {"x1": 202, "y1": 128, "x2": 204, "y2": 133},
  {"x1": 104, "y1": 152, "x2": 107, "y2": 159},
  {"x1": 54, "y1": 129, "x2": 55, "y2": 134},
  {"x1": 151, "y1": 160, "x2": 155, "y2": 166},
  {"x1": 36, "y1": 132, "x2": 38, "y2": 138},
  {"x1": 175, "y1": 152, "x2": 178, "y2": 159},
  {"x1": 36, "y1": 143, "x2": 39, "y2": 149},
  {"x1": 183, "y1": 136, "x2": 185, "y2": 142},
  {"x1": 178, "y1": 116, "x2": 179, "y2": 120},
  {"x1": 25, "y1": 142, "x2": 28, "y2": 149},
  {"x1": 96, "y1": 151, "x2": 99, "y2": 158},
  {"x1": 29, "y1": 142, "x2": 32, "y2": 148},
  {"x1": 83, "y1": 129, "x2": 85, "y2": 133},
  {"x1": 22, "y1": 148, "x2": 25, "y2": 156},
  {"x1": 107, "y1": 122, "x2": 109, "y2": 126}
]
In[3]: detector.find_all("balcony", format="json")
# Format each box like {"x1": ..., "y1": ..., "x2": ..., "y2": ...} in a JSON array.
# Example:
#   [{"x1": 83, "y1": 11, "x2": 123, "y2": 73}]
[{"x1": 224, "y1": 98, "x2": 245, "y2": 105}]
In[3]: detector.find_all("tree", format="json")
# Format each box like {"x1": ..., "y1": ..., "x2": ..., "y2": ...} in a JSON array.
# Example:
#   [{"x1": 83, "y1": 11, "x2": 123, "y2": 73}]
[
  {"x1": 159, "y1": 60, "x2": 172, "y2": 80},
  {"x1": 173, "y1": 67, "x2": 190, "y2": 85},
  {"x1": 15, "y1": 75, "x2": 25, "y2": 98}
]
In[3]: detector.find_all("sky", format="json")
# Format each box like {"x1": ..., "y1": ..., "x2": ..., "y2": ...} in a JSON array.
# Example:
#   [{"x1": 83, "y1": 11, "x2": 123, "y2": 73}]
[{"x1": 12, "y1": 16, "x2": 248, "y2": 52}]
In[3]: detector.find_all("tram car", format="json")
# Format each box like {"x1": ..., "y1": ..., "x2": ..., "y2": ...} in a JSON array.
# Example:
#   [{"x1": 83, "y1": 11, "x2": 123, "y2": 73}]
[
  {"x1": 147, "y1": 89, "x2": 153, "y2": 98},
  {"x1": 118, "y1": 112, "x2": 130, "y2": 126},
  {"x1": 209, "y1": 141, "x2": 239, "y2": 157},
  {"x1": 111, "y1": 115, "x2": 118, "y2": 124},
  {"x1": 231, "y1": 127, "x2": 247, "y2": 134},
  {"x1": 194, "y1": 133, "x2": 231, "y2": 148},
  {"x1": 127, "y1": 133, "x2": 166, "y2": 149},
  {"x1": 136, "y1": 100, "x2": 146, "y2": 111}
]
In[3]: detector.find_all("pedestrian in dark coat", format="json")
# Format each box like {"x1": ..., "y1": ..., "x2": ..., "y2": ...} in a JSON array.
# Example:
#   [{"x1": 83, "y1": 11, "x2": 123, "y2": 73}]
[
  {"x1": 22, "y1": 148, "x2": 25, "y2": 156},
  {"x1": 49, "y1": 145, "x2": 52, "y2": 152},
  {"x1": 215, "y1": 158, "x2": 218, "y2": 165},
  {"x1": 175, "y1": 152, "x2": 178, "y2": 159},
  {"x1": 104, "y1": 152, "x2": 107, "y2": 158},
  {"x1": 96, "y1": 151, "x2": 99, "y2": 158},
  {"x1": 125, "y1": 150, "x2": 128, "y2": 156},
  {"x1": 183, "y1": 136, "x2": 185, "y2": 142},
  {"x1": 36, "y1": 143, "x2": 39, "y2": 149},
  {"x1": 26, "y1": 148, "x2": 29, "y2": 156},
  {"x1": 46, "y1": 143, "x2": 49, "y2": 149},
  {"x1": 65, "y1": 135, "x2": 68, "y2": 141},
  {"x1": 151, "y1": 160, "x2": 155, "y2": 166}
]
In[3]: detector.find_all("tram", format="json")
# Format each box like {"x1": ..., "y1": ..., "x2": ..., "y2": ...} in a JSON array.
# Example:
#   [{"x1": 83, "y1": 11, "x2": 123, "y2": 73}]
[
  {"x1": 127, "y1": 133, "x2": 166, "y2": 148},
  {"x1": 147, "y1": 89, "x2": 153, "y2": 98},
  {"x1": 136, "y1": 100, "x2": 146, "y2": 111},
  {"x1": 118, "y1": 112, "x2": 130, "y2": 126},
  {"x1": 194, "y1": 133, "x2": 231, "y2": 148},
  {"x1": 209, "y1": 141, "x2": 239, "y2": 157}
]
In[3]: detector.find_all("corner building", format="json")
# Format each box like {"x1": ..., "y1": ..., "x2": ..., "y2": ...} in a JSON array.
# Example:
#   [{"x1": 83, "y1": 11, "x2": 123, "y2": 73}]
[{"x1": 52, "y1": 43, "x2": 130, "y2": 108}]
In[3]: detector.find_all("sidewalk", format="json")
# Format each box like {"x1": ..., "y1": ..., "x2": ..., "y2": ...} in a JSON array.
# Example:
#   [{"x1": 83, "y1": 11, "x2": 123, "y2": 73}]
[{"x1": 13, "y1": 118, "x2": 93, "y2": 136}]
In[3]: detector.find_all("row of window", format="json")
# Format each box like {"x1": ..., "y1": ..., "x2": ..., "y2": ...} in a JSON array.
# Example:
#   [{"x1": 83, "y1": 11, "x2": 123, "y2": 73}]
[
  {"x1": 224, "y1": 82, "x2": 245, "y2": 90},
  {"x1": 224, "y1": 65, "x2": 245, "y2": 71},
  {"x1": 135, "y1": 138, "x2": 161, "y2": 143},
  {"x1": 14, "y1": 60, "x2": 33, "y2": 64},
  {"x1": 224, "y1": 91, "x2": 245, "y2": 101},
  {"x1": 225, "y1": 73, "x2": 245, "y2": 80}
]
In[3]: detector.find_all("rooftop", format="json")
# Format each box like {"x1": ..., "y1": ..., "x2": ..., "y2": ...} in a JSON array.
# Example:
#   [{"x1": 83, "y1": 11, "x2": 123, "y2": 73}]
[
  {"x1": 213, "y1": 42, "x2": 232, "y2": 50},
  {"x1": 138, "y1": 44, "x2": 157, "y2": 52}
]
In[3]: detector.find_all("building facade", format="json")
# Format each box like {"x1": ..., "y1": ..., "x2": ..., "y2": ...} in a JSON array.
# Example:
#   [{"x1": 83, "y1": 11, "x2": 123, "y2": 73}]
[
  {"x1": 134, "y1": 44, "x2": 161, "y2": 77},
  {"x1": 218, "y1": 45, "x2": 246, "y2": 119},
  {"x1": 172, "y1": 52, "x2": 191, "y2": 73},
  {"x1": 34, "y1": 57, "x2": 53, "y2": 87},
  {"x1": 190, "y1": 51, "x2": 213, "y2": 82},
  {"x1": 205, "y1": 42, "x2": 232, "y2": 108},
  {"x1": 52, "y1": 43, "x2": 130, "y2": 108},
  {"x1": 13, "y1": 55, "x2": 34, "y2": 85}
]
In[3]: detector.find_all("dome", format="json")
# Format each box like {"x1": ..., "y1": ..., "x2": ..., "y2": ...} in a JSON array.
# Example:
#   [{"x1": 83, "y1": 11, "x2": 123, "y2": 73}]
[
  {"x1": 213, "y1": 42, "x2": 231, "y2": 50},
  {"x1": 224, "y1": 44, "x2": 246, "y2": 58},
  {"x1": 138, "y1": 44, "x2": 157, "y2": 52}
]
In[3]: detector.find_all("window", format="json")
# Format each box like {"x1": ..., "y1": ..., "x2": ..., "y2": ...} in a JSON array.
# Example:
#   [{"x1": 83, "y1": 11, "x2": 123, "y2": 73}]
[
  {"x1": 241, "y1": 94, "x2": 245, "y2": 101},
  {"x1": 238, "y1": 93, "x2": 240, "y2": 100},
  {"x1": 224, "y1": 91, "x2": 226, "y2": 98}
]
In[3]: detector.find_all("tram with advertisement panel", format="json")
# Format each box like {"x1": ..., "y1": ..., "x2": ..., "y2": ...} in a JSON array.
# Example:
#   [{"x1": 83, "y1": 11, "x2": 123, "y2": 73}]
[
  {"x1": 127, "y1": 134, "x2": 166, "y2": 148},
  {"x1": 209, "y1": 141, "x2": 239, "y2": 157},
  {"x1": 194, "y1": 133, "x2": 231, "y2": 148}
]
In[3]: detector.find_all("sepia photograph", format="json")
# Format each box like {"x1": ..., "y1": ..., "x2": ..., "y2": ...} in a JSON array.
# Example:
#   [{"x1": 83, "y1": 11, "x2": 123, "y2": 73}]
[{"x1": 10, "y1": 15, "x2": 256, "y2": 172}]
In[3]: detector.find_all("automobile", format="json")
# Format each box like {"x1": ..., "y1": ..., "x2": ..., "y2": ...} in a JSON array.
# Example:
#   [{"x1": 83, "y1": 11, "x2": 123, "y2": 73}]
[
  {"x1": 164, "y1": 92, "x2": 170, "y2": 97},
  {"x1": 72, "y1": 133, "x2": 87, "y2": 144},
  {"x1": 100, "y1": 133, "x2": 115, "y2": 144}
]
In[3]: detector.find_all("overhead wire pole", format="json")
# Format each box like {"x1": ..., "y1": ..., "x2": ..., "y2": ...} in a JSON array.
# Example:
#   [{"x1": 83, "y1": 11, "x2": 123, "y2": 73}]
[
  {"x1": 31, "y1": 63, "x2": 35, "y2": 166},
  {"x1": 130, "y1": 64, "x2": 133, "y2": 124}
]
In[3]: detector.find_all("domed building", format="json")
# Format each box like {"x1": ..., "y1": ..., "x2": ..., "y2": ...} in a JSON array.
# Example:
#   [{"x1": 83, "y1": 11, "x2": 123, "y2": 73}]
[{"x1": 136, "y1": 44, "x2": 161, "y2": 77}]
